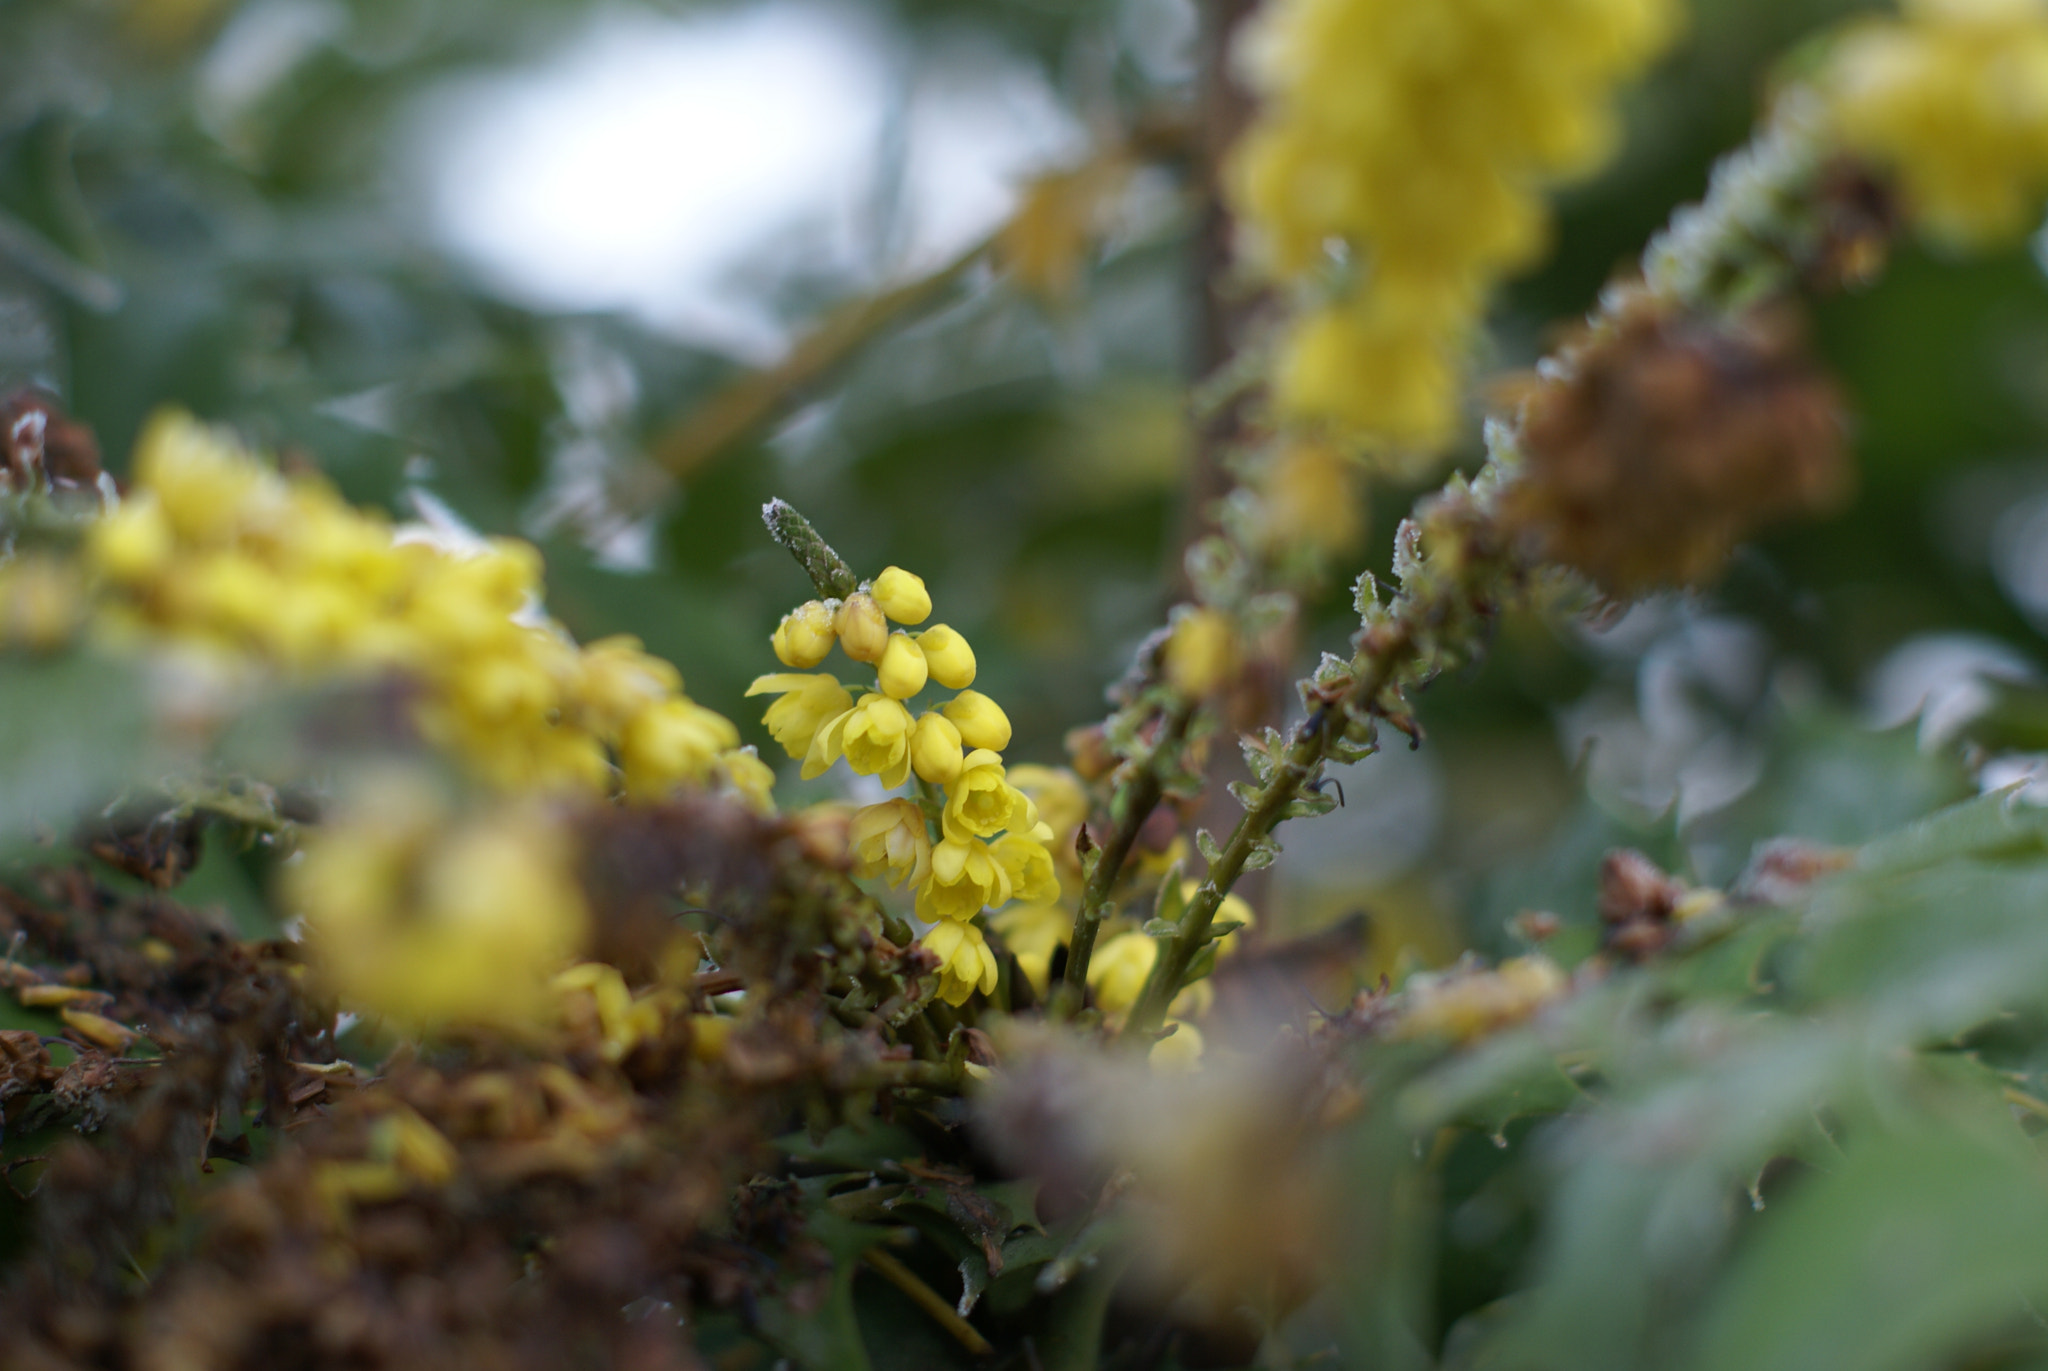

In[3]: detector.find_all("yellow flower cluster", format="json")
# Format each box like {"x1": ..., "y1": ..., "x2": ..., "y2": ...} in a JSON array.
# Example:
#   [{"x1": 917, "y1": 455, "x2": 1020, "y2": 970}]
[
  {"x1": 1229, "y1": 0, "x2": 1680, "y2": 461},
  {"x1": 286, "y1": 774, "x2": 588, "y2": 1033},
  {"x1": 1395, "y1": 955, "x2": 1568, "y2": 1043},
  {"x1": 750, "y1": 567, "x2": 1054, "y2": 1007},
  {"x1": 86, "y1": 410, "x2": 764, "y2": 806},
  {"x1": 1821, "y1": 0, "x2": 2048, "y2": 248}
]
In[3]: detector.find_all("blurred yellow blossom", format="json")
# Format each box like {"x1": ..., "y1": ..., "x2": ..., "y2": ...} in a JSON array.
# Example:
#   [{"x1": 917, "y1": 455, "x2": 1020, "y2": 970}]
[
  {"x1": 850, "y1": 798, "x2": 933, "y2": 890},
  {"x1": 1163, "y1": 607, "x2": 1240, "y2": 698},
  {"x1": 1822, "y1": 0, "x2": 2048, "y2": 247},
  {"x1": 923, "y1": 918, "x2": 1000, "y2": 1007},
  {"x1": 1089, "y1": 930, "x2": 1159, "y2": 1018}
]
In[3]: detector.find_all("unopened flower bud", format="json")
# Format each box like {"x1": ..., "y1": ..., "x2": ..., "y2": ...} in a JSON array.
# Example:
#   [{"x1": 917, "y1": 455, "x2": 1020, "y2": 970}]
[
  {"x1": 877, "y1": 631, "x2": 929, "y2": 699},
  {"x1": 941, "y1": 690, "x2": 1011, "y2": 751},
  {"x1": 871, "y1": 566, "x2": 931, "y2": 625},
  {"x1": 912, "y1": 711, "x2": 965, "y2": 784},
  {"x1": 772, "y1": 600, "x2": 837, "y2": 668},
  {"x1": 917, "y1": 623, "x2": 977, "y2": 689},
  {"x1": 836, "y1": 593, "x2": 889, "y2": 663}
]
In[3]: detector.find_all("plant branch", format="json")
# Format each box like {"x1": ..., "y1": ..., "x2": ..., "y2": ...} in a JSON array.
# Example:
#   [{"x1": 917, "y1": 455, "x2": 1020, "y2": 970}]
[
  {"x1": 1058, "y1": 699, "x2": 1196, "y2": 1007},
  {"x1": 861, "y1": 1246, "x2": 995, "y2": 1357},
  {"x1": 761, "y1": 499, "x2": 860, "y2": 600}
]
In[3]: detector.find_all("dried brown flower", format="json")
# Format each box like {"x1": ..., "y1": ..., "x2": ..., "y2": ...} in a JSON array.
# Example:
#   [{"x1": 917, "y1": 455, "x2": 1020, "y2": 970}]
[{"x1": 1501, "y1": 291, "x2": 1850, "y2": 593}]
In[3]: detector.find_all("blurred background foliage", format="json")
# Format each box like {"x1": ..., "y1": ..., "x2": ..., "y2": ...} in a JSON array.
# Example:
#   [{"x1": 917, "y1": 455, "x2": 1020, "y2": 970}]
[{"x1": 2, "y1": 0, "x2": 2042, "y2": 973}]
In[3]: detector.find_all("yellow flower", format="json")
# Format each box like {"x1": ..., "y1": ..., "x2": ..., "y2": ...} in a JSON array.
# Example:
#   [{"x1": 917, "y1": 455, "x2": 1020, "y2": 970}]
[
  {"x1": 940, "y1": 690, "x2": 1012, "y2": 751},
  {"x1": 1822, "y1": 0, "x2": 2048, "y2": 247},
  {"x1": 1163, "y1": 606, "x2": 1239, "y2": 698},
  {"x1": 993, "y1": 834, "x2": 1060, "y2": 905},
  {"x1": 807, "y1": 691, "x2": 916, "y2": 787},
  {"x1": 619, "y1": 698, "x2": 740, "y2": 798},
  {"x1": 943, "y1": 749, "x2": 1033, "y2": 841},
  {"x1": 129, "y1": 408, "x2": 273, "y2": 546},
  {"x1": 1007, "y1": 764, "x2": 1089, "y2": 841},
  {"x1": 772, "y1": 600, "x2": 838, "y2": 668},
  {"x1": 836, "y1": 592, "x2": 889, "y2": 663},
  {"x1": 575, "y1": 635, "x2": 684, "y2": 736},
  {"x1": 1397, "y1": 955, "x2": 1568, "y2": 1044},
  {"x1": 877, "y1": 631, "x2": 929, "y2": 700},
  {"x1": 1149, "y1": 1021, "x2": 1205, "y2": 1071},
  {"x1": 1229, "y1": 0, "x2": 1679, "y2": 460},
  {"x1": 716, "y1": 746, "x2": 777, "y2": 814},
  {"x1": 916, "y1": 623, "x2": 977, "y2": 689},
  {"x1": 1089, "y1": 930, "x2": 1158, "y2": 1018},
  {"x1": 989, "y1": 901, "x2": 1070, "y2": 995},
  {"x1": 747, "y1": 672, "x2": 855, "y2": 759},
  {"x1": 922, "y1": 918, "x2": 1000, "y2": 1007},
  {"x1": 86, "y1": 496, "x2": 174, "y2": 584},
  {"x1": 289, "y1": 778, "x2": 587, "y2": 1032},
  {"x1": 872, "y1": 566, "x2": 932, "y2": 625},
  {"x1": 912, "y1": 710, "x2": 965, "y2": 785},
  {"x1": 850, "y1": 798, "x2": 933, "y2": 889},
  {"x1": 918, "y1": 836, "x2": 1014, "y2": 921}
]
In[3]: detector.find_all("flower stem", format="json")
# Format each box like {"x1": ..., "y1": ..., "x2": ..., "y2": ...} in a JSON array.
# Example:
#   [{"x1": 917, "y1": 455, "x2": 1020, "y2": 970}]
[{"x1": 1057, "y1": 699, "x2": 1196, "y2": 1010}]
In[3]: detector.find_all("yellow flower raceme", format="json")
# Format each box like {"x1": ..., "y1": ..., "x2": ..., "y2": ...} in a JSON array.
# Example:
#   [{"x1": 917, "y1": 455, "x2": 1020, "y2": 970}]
[
  {"x1": 1821, "y1": 0, "x2": 2048, "y2": 247},
  {"x1": 808, "y1": 692, "x2": 916, "y2": 787},
  {"x1": 923, "y1": 918, "x2": 1000, "y2": 1007},
  {"x1": 918, "y1": 836, "x2": 1014, "y2": 922},
  {"x1": 716, "y1": 747, "x2": 778, "y2": 815},
  {"x1": 940, "y1": 690, "x2": 1012, "y2": 751},
  {"x1": 772, "y1": 600, "x2": 837, "y2": 668},
  {"x1": 749, "y1": 672, "x2": 856, "y2": 759},
  {"x1": 872, "y1": 566, "x2": 932, "y2": 625},
  {"x1": 1230, "y1": 0, "x2": 1679, "y2": 459},
  {"x1": 92, "y1": 410, "x2": 760, "y2": 807},
  {"x1": 943, "y1": 749, "x2": 1035, "y2": 840},
  {"x1": 850, "y1": 798, "x2": 933, "y2": 889}
]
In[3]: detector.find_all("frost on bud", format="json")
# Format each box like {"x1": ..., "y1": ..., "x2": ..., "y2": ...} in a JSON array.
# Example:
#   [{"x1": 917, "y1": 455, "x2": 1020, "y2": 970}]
[
  {"x1": 912, "y1": 711, "x2": 965, "y2": 784},
  {"x1": 941, "y1": 689, "x2": 1011, "y2": 751},
  {"x1": 916, "y1": 623, "x2": 977, "y2": 689},
  {"x1": 772, "y1": 600, "x2": 837, "y2": 668},
  {"x1": 1163, "y1": 607, "x2": 1239, "y2": 698},
  {"x1": 836, "y1": 593, "x2": 889, "y2": 663},
  {"x1": 877, "y1": 631, "x2": 929, "y2": 699},
  {"x1": 871, "y1": 566, "x2": 932, "y2": 625}
]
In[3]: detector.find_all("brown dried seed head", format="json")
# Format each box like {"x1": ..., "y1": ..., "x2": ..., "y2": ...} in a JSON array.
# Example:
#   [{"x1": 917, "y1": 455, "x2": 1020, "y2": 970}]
[{"x1": 1501, "y1": 291, "x2": 1851, "y2": 594}]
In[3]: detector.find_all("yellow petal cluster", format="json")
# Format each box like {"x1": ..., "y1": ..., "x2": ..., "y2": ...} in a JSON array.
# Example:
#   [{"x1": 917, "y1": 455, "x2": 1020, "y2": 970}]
[
  {"x1": 756, "y1": 563, "x2": 1054, "y2": 1009},
  {"x1": 287, "y1": 775, "x2": 587, "y2": 1032},
  {"x1": 1821, "y1": 0, "x2": 2048, "y2": 247},
  {"x1": 89, "y1": 410, "x2": 757, "y2": 804},
  {"x1": 1230, "y1": 0, "x2": 1679, "y2": 462}
]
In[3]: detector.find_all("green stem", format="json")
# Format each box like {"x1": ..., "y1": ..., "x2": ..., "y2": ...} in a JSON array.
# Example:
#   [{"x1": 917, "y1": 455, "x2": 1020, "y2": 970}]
[
  {"x1": 1058, "y1": 699, "x2": 1196, "y2": 1008},
  {"x1": 861, "y1": 1247, "x2": 995, "y2": 1357},
  {"x1": 1126, "y1": 628, "x2": 1415, "y2": 1036},
  {"x1": 761, "y1": 499, "x2": 860, "y2": 601}
]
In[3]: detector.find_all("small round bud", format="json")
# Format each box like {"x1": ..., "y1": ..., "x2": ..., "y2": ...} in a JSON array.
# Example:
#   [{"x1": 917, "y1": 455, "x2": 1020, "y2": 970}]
[
  {"x1": 772, "y1": 600, "x2": 837, "y2": 668},
  {"x1": 911, "y1": 711, "x2": 965, "y2": 785},
  {"x1": 836, "y1": 593, "x2": 889, "y2": 663},
  {"x1": 940, "y1": 690, "x2": 1011, "y2": 752},
  {"x1": 916, "y1": 623, "x2": 977, "y2": 689},
  {"x1": 871, "y1": 566, "x2": 931, "y2": 625},
  {"x1": 877, "y1": 631, "x2": 929, "y2": 699}
]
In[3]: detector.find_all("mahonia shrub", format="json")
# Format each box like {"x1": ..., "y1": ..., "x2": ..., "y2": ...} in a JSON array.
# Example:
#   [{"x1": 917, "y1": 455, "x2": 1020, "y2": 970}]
[{"x1": 8, "y1": 1, "x2": 2048, "y2": 1369}]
